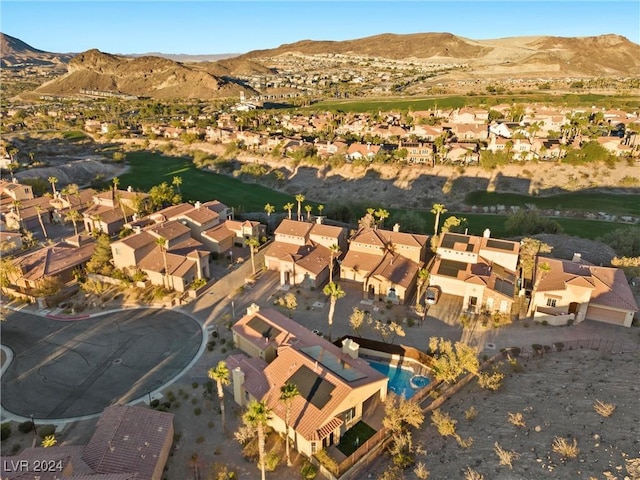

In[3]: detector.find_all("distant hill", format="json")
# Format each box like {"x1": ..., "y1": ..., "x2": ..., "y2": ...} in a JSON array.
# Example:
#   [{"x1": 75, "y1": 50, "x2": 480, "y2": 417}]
[
  {"x1": 243, "y1": 32, "x2": 640, "y2": 78},
  {"x1": 1, "y1": 32, "x2": 73, "y2": 67},
  {"x1": 34, "y1": 49, "x2": 258, "y2": 100},
  {"x1": 127, "y1": 52, "x2": 241, "y2": 62}
]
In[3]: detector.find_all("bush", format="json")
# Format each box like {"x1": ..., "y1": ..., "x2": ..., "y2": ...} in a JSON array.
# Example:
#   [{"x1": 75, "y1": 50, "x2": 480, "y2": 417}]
[
  {"x1": 1, "y1": 423, "x2": 11, "y2": 441},
  {"x1": 301, "y1": 461, "x2": 318, "y2": 479},
  {"x1": 194, "y1": 407, "x2": 202, "y2": 416},
  {"x1": 38, "y1": 425, "x2": 56, "y2": 439},
  {"x1": 192, "y1": 382, "x2": 199, "y2": 389},
  {"x1": 264, "y1": 451, "x2": 280, "y2": 471},
  {"x1": 18, "y1": 421, "x2": 33, "y2": 434},
  {"x1": 150, "y1": 399, "x2": 160, "y2": 408}
]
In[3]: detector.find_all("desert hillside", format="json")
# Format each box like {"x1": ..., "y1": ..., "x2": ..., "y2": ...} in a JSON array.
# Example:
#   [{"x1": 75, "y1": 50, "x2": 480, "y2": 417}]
[
  {"x1": 244, "y1": 32, "x2": 640, "y2": 78},
  {"x1": 0, "y1": 32, "x2": 73, "y2": 67},
  {"x1": 34, "y1": 49, "x2": 258, "y2": 100}
]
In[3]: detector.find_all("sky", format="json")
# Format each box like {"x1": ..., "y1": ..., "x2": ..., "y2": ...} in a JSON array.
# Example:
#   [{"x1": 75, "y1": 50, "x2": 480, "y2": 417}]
[{"x1": 2, "y1": 1, "x2": 639, "y2": 55}]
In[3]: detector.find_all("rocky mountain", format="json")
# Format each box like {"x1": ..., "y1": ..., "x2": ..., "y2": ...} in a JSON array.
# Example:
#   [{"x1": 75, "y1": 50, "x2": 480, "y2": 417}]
[
  {"x1": 244, "y1": 32, "x2": 640, "y2": 78},
  {"x1": 0, "y1": 32, "x2": 73, "y2": 67},
  {"x1": 34, "y1": 49, "x2": 258, "y2": 100}
]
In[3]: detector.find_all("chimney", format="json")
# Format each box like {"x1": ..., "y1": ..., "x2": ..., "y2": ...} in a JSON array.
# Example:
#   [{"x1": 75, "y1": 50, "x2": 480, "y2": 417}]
[
  {"x1": 246, "y1": 303, "x2": 260, "y2": 316},
  {"x1": 232, "y1": 367, "x2": 245, "y2": 405},
  {"x1": 483, "y1": 228, "x2": 491, "y2": 238},
  {"x1": 572, "y1": 253, "x2": 582, "y2": 263},
  {"x1": 393, "y1": 223, "x2": 400, "y2": 232},
  {"x1": 342, "y1": 338, "x2": 360, "y2": 359},
  {"x1": 195, "y1": 201, "x2": 201, "y2": 210},
  {"x1": 315, "y1": 216, "x2": 324, "y2": 224},
  {"x1": 127, "y1": 185, "x2": 133, "y2": 192}
]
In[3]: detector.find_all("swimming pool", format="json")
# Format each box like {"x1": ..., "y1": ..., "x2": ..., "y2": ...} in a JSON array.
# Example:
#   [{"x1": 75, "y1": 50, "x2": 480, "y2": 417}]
[{"x1": 367, "y1": 360, "x2": 430, "y2": 399}]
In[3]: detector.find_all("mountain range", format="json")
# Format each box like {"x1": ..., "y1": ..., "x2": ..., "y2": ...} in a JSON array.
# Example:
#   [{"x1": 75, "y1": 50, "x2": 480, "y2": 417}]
[{"x1": 4, "y1": 31, "x2": 640, "y2": 100}]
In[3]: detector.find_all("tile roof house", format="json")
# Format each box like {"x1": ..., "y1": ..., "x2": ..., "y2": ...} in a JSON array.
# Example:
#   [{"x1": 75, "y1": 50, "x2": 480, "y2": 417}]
[
  {"x1": 340, "y1": 225, "x2": 428, "y2": 304},
  {"x1": 346, "y1": 143, "x2": 381, "y2": 161},
  {"x1": 228, "y1": 306, "x2": 388, "y2": 457},
  {"x1": 528, "y1": 254, "x2": 638, "y2": 327},
  {"x1": 0, "y1": 179, "x2": 34, "y2": 201},
  {"x1": 1, "y1": 405, "x2": 173, "y2": 480},
  {"x1": 83, "y1": 189, "x2": 151, "y2": 236},
  {"x1": 111, "y1": 220, "x2": 210, "y2": 292},
  {"x1": 429, "y1": 230, "x2": 520, "y2": 314},
  {"x1": 265, "y1": 219, "x2": 347, "y2": 288},
  {"x1": 2, "y1": 196, "x2": 54, "y2": 232}
]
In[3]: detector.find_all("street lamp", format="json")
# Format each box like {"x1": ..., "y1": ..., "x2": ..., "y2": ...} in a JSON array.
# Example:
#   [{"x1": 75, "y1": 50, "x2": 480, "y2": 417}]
[
  {"x1": 231, "y1": 300, "x2": 235, "y2": 319},
  {"x1": 30, "y1": 414, "x2": 38, "y2": 437}
]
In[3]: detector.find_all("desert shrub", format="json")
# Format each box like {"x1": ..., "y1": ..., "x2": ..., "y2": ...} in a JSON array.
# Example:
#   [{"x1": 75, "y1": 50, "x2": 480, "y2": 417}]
[
  {"x1": 192, "y1": 382, "x2": 199, "y2": 389},
  {"x1": 494, "y1": 442, "x2": 519, "y2": 469},
  {"x1": 264, "y1": 451, "x2": 280, "y2": 471},
  {"x1": 314, "y1": 449, "x2": 338, "y2": 476},
  {"x1": 464, "y1": 467, "x2": 485, "y2": 480},
  {"x1": 196, "y1": 435, "x2": 205, "y2": 443},
  {"x1": 593, "y1": 400, "x2": 616, "y2": 417},
  {"x1": 478, "y1": 370, "x2": 504, "y2": 391},
  {"x1": 194, "y1": 407, "x2": 202, "y2": 416},
  {"x1": 509, "y1": 358, "x2": 524, "y2": 373},
  {"x1": 38, "y1": 425, "x2": 56, "y2": 439},
  {"x1": 551, "y1": 436, "x2": 579, "y2": 459},
  {"x1": 1, "y1": 423, "x2": 11, "y2": 441},
  {"x1": 150, "y1": 399, "x2": 160, "y2": 408},
  {"x1": 464, "y1": 406, "x2": 478, "y2": 421},
  {"x1": 301, "y1": 461, "x2": 318, "y2": 479},
  {"x1": 507, "y1": 412, "x2": 526, "y2": 428},
  {"x1": 18, "y1": 421, "x2": 33, "y2": 434}
]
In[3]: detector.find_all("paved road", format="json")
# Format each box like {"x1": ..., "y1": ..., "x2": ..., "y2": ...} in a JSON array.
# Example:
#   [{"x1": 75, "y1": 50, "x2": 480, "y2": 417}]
[{"x1": 1, "y1": 309, "x2": 201, "y2": 421}]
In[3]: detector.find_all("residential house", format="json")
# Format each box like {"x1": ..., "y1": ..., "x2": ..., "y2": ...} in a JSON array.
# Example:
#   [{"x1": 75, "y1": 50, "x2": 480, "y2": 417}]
[
  {"x1": 597, "y1": 136, "x2": 634, "y2": 157},
  {"x1": 264, "y1": 219, "x2": 347, "y2": 288},
  {"x1": 2, "y1": 196, "x2": 54, "y2": 232},
  {"x1": 452, "y1": 123, "x2": 489, "y2": 142},
  {"x1": 428, "y1": 230, "x2": 520, "y2": 314},
  {"x1": 111, "y1": 220, "x2": 210, "y2": 292},
  {"x1": 402, "y1": 142, "x2": 434, "y2": 165},
  {"x1": 346, "y1": 143, "x2": 380, "y2": 161},
  {"x1": 530, "y1": 138, "x2": 564, "y2": 161},
  {"x1": 445, "y1": 144, "x2": 480, "y2": 164},
  {"x1": 202, "y1": 219, "x2": 263, "y2": 253},
  {"x1": 83, "y1": 189, "x2": 151, "y2": 236},
  {"x1": 450, "y1": 107, "x2": 489, "y2": 125},
  {"x1": 1, "y1": 405, "x2": 174, "y2": 480},
  {"x1": 314, "y1": 139, "x2": 347, "y2": 157},
  {"x1": 227, "y1": 305, "x2": 388, "y2": 457},
  {"x1": 408, "y1": 125, "x2": 443, "y2": 142},
  {"x1": 528, "y1": 254, "x2": 638, "y2": 327},
  {"x1": 8, "y1": 237, "x2": 96, "y2": 293},
  {"x1": 50, "y1": 188, "x2": 96, "y2": 223},
  {"x1": 340, "y1": 225, "x2": 428, "y2": 304},
  {"x1": 0, "y1": 231, "x2": 22, "y2": 254},
  {"x1": 0, "y1": 179, "x2": 34, "y2": 201}
]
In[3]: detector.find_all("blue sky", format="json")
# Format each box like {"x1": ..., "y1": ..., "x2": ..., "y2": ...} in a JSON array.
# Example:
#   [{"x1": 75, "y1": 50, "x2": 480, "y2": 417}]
[{"x1": 2, "y1": 1, "x2": 638, "y2": 55}]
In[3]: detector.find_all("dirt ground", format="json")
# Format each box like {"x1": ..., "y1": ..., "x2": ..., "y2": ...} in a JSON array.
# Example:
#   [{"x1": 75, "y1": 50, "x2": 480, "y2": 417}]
[{"x1": 365, "y1": 348, "x2": 640, "y2": 480}]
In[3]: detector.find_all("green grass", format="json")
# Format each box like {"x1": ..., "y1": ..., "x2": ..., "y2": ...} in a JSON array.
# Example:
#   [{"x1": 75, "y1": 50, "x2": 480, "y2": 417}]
[
  {"x1": 457, "y1": 213, "x2": 627, "y2": 240},
  {"x1": 118, "y1": 151, "x2": 630, "y2": 240},
  {"x1": 464, "y1": 191, "x2": 640, "y2": 217},
  {"x1": 305, "y1": 94, "x2": 639, "y2": 113},
  {"x1": 61, "y1": 130, "x2": 88, "y2": 141},
  {"x1": 337, "y1": 421, "x2": 376, "y2": 457},
  {"x1": 118, "y1": 151, "x2": 299, "y2": 212}
]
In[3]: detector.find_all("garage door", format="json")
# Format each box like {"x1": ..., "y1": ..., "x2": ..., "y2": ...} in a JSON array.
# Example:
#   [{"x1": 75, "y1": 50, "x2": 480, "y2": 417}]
[{"x1": 586, "y1": 305, "x2": 627, "y2": 326}]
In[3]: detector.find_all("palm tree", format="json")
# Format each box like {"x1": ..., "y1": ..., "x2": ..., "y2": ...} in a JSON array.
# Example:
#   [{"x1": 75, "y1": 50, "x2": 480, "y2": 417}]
[
  {"x1": 374, "y1": 208, "x2": 389, "y2": 228},
  {"x1": 295, "y1": 194, "x2": 305, "y2": 221},
  {"x1": 328, "y1": 244, "x2": 341, "y2": 283},
  {"x1": 35, "y1": 205, "x2": 48, "y2": 239},
  {"x1": 11, "y1": 200, "x2": 24, "y2": 231},
  {"x1": 172, "y1": 175, "x2": 183, "y2": 194},
  {"x1": 323, "y1": 281, "x2": 345, "y2": 342},
  {"x1": 48, "y1": 176, "x2": 58, "y2": 196},
  {"x1": 112, "y1": 176, "x2": 120, "y2": 192},
  {"x1": 0, "y1": 255, "x2": 19, "y2": 294},
  {"x1": 280, "y1": 382, "x2": 300, "y2": 467},
  {"x1": 264, "y1": 203, "x2": 275, "y2": 233},
  {"x1": 243, "y1": 400, "x2": 272, "y2": 480},
  {"x1": 431, "y1": 203, "x2": 447, "y2": 235},
  {"x1": 304, "y1": 204, "x2": 313, "y2": 222},
  {"x1": 115, "y1": 192, "x2": 129, "y2": 224},
  {"x1": 65, "y1": 209, "x2": 81, "y2": 236},
  {"x1": 208, "y1": 361, "x2": 230, "y2": 432},
  {"x1": 415, "y1": 267, "x2": 430, "y2": 310},
  {"x1": 283, "y1": 202, "x2": 294, "y2": 220},
  {"x1": 155, "y1": 237, "x2": 170, "y2": 289},
  {"x1": 247, "y1": 236, "x2": 260, "y2": 275},
  {"x1": 317, "y1": 204, "x2": 324, "y2": 217}
]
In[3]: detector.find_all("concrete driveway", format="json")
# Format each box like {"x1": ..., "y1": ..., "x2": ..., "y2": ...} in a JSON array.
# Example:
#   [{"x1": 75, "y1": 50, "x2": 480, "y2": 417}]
[{"x1": 1, "y1": 309, "x2": 202, "y2": 421}]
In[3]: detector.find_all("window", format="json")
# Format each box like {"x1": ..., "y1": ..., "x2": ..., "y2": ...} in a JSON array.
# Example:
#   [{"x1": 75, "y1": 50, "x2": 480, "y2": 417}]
[
  {"x1": 311, "y1": 442, "x2": 317, "y2": 454},
  {"x1": 345, "y1": 407, "x2": 356, "y2": 423},
  {"x1": 546, "y1": 298, "x2": 557, "y2": 307}
]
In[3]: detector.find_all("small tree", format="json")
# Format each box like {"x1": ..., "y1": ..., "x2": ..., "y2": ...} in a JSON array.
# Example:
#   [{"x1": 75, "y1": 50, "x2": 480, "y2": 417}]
[
  {"x1": 431, "y1": 203, "x2": 447, "y2": 235},
  {"x1": 283, "y1": 202, "x2": 294, "y2": 220},
  {"x1": 279, "y1": 382, "x2": 300, "y2": 466},
  {"x1": 48, "y1": 176, "x2": 58, "y2": 196},
  {"x1": 242, "y1": 400, "x2": 272, "y2": 480},
  {"x1": 65, "y1": 209, "x2": 81, "y2": 236},
  {"x1": 323, "y1": 281, "x2": 345, "y2": 342},
  {"x1": 295, "y1": 193, "x2": 305, "y2": 221},
  {"x1": 247, "y1": 237, "x2": 260, "y2": 275},
  {"x1": 349, "y1": 307, "x2": 368, "y2": 336},
  {"x1": 208, "y1": 361, "x2": 230, "y2": 432}
]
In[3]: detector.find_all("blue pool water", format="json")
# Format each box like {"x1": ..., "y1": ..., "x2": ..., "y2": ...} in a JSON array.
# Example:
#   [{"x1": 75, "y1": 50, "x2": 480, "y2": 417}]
[{"x1": 367, "y1": 360, "x2": 430, "y2": 399}]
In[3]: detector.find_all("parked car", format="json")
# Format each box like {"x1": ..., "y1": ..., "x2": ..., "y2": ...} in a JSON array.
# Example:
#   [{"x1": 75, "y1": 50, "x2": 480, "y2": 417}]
[{"x1": 425, "y1": 286, "x2": 439, "y2": 305}]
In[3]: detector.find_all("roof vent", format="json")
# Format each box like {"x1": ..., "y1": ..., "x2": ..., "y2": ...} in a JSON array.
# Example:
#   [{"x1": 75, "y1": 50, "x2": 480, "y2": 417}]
[{"x1": 572, "y1": 253, "x2": 582, "y2": 263}]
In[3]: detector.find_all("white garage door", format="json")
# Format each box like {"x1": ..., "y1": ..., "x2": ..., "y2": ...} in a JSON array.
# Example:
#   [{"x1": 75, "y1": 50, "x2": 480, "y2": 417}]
[{"x1": 586, "y1": 305, "x2": 627, "y2": 326}]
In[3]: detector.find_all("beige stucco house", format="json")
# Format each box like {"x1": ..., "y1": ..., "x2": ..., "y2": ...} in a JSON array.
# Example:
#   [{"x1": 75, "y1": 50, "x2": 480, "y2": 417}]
[
  {"x1": 529, "y1": 255, "x2": 638, "y2": 327},
  {"x1": 227, "y1": 306, "x2": 388, "y2": 457},
  {"x1": 429, "y1": 230, "x2": 520, "y2": 314},
  {"x1": 340, "y1": 225, "x2": 428, "y2": 304}
]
